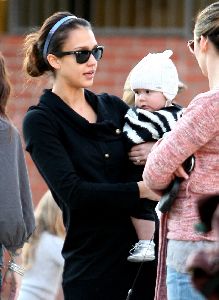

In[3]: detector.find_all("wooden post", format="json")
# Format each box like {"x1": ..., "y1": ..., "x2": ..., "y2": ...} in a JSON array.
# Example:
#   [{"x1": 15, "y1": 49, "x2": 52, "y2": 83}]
[{"x1": 0, "y1": 0, "x2": 8, "y2": 33}]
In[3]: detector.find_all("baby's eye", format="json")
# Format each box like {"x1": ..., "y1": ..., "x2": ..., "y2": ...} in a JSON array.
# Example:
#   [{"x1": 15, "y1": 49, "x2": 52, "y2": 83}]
[
  {"x1": 134, "y1": 90, "x2": 139, "y2": 95},
  {"x1": 145, "y1": 90, "x2": 150, "y2": 94}
]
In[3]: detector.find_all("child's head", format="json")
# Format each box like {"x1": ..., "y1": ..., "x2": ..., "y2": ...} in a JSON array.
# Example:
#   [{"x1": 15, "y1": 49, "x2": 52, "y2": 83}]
[
  {"x1": 130, "y1": 50, "x2": 179, "y2": 111},
  {"x1": 22, "y1": 190, "x2": 65, "y2": 268},
  {"x1": 34, "y1": 190, "x2": 65, "y2": 238}
]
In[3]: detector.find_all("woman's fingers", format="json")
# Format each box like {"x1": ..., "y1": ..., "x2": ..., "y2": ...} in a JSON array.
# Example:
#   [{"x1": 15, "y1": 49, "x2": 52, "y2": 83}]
[
  {"x1": 128, "y1": 142, "x2": 155, "y2": 162},
  {"x1": 174, "y1": 165, "x2": 189, "y2": 179}
]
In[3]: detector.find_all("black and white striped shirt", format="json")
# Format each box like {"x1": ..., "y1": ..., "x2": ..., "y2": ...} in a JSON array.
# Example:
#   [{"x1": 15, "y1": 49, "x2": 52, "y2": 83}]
[{"x1": 123, "y1": 104, "x2": 183, "y2": 146}]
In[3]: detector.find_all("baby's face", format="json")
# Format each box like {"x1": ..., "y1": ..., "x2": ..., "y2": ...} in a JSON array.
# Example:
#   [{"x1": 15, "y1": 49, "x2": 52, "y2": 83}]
[{"x1": 134, "y1": 89, "x2": 167, "y2": 111}]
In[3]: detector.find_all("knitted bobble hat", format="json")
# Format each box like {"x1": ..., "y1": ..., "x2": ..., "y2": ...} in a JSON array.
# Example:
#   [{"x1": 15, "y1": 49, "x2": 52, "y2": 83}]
[{"x1": 130, "y1": 50, "x2": 179, "y2": 101}]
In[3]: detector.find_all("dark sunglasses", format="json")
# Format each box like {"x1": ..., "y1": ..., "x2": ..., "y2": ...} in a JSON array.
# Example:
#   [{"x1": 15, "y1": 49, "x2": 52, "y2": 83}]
[
  {"x1": 187, "y1": 40, "x2": 194, "y2": 53},
  {"x1": 55, "y1": 46, "x2": 104, "y2": 64}
]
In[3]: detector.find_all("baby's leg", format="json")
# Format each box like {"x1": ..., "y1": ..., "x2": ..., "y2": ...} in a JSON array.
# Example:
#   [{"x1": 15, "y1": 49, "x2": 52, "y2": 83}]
[
  {"x1": 127, "y1": 217, "x2": 155, "y2": 262},
  {"x1": 131, "y1": 217, "x2": 155, "y2": 240}
]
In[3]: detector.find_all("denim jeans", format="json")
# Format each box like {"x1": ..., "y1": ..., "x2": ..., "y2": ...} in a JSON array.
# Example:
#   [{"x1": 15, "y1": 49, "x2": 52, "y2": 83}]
[{"x1": 166, "y1": 266, "x2": 206, "y2": 300}]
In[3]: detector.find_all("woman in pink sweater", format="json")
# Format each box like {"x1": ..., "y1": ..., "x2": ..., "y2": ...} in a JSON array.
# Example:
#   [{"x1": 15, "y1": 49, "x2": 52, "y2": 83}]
[{"x1": 143, "y1": 2, "x2": 219, "y2": 300}]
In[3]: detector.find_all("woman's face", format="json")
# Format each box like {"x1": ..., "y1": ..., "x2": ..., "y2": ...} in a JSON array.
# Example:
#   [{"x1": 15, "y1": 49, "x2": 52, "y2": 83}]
[{"x1": 55, "y1": 26, "x2": 99, "y2": 89}]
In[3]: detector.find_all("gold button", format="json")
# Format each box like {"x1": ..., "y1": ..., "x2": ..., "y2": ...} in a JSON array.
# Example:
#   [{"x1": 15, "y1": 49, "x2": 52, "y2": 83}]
[
  {"x1": 105, "y1": 153, "x2": 110, "y2": 158},
  {"x1": 115, "y1": 129, "x2": 121, "y2": 134}
]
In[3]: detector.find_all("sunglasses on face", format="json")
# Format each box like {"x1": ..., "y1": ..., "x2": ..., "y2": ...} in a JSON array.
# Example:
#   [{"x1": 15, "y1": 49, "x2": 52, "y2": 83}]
[
  {"x1": 55, "y1": 45, "x2": 104, "y2": 64},
  {"x1": 187, "y1": 40, "x2": 194, "y2": 53}
]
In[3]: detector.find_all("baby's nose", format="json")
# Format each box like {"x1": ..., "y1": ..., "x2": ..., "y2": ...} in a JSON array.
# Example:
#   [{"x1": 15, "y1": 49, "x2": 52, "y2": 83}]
[{"x1": 138, "y1": 93, "x2": 147, "y2": 100}]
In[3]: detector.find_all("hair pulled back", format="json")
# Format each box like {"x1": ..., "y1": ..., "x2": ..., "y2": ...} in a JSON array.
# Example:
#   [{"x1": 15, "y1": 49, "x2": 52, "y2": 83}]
[
  {"x1": 23, "y1": 11, "x2": 91, "y2": 77},
  {"x1": 194, "y1": 1, "x2": 219, "y2": 52}
]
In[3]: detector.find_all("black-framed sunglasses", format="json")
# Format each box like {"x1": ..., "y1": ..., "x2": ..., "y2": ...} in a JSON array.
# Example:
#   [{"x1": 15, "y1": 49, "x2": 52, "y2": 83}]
[
  {"x1": 187, "y1": 39, "x2": 194, "y2": 53},
  {"x1": 55, "y1": 45, "x2": 104, "y2": 64}
]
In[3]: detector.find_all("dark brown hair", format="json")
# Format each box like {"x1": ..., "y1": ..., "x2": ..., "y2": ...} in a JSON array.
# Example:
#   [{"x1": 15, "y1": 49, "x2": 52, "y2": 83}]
[
  {"x1": 0, "y1": 52, "x2": 11, "y2": 117},
  {"x1": 23, "y1": 11, "x2": 91, "y2": 77}
]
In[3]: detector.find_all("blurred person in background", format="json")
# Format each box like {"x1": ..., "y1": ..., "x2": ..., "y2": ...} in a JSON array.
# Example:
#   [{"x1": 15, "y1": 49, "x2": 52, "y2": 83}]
[
  {"x1": 0, "y1": 51, "x2": 35, "y2": 299},
  {"x1": 186, "y1": 195, "x2": 219, "y2": 300},
  {"x1": 18, "y1": 190, "x2": 65, "y2": 300}
]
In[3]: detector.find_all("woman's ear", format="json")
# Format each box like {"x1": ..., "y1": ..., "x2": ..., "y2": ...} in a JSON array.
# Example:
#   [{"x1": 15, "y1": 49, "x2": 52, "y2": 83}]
[
  {"x1": 199, "y1": 35, "x2": 208, "y2": 52},
  {"x1": 47, "y1": 54, "x2": 61, "y2": 70}
]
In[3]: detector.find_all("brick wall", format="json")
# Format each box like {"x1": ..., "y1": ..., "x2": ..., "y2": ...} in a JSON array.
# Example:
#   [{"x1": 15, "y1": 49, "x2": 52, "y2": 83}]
[{"x1": 0, "y1": 34, "x2": 208, "y2": 206}]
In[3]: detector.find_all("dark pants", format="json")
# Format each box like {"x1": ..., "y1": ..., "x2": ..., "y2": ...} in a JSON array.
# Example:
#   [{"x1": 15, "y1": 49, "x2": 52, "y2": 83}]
[
  {"x1": 64, "y1": 276, "x2": 134, "y2": 300},
  {"x1": 63, "y1": 217, "x2": 159, "y2": 300}
]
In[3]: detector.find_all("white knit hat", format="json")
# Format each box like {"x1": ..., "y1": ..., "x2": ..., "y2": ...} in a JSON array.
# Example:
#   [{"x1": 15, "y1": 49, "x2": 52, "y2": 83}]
[{"x1": 130, "y1": 50, "x2": 179, "y2": 101}]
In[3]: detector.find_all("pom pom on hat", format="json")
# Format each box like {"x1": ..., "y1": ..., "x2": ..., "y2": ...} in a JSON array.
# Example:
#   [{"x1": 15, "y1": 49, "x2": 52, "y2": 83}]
[{"x1": 130, "y1": 50, "x2": 179, "y2": 101}]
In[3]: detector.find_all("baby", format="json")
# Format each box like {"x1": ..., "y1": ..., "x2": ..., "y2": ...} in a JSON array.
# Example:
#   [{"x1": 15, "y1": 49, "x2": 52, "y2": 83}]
[{"x1": 123, "y1": 50, "x2": 184, "y2": 262}]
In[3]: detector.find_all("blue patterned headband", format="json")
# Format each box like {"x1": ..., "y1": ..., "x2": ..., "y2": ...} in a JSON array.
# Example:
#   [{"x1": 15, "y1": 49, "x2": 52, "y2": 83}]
[{"x1": 43, "y1": 15, "x2": 77, "y2": 62}]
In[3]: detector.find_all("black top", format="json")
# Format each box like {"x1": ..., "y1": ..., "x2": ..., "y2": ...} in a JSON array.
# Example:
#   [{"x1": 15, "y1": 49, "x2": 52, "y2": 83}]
[{"x1": 23, "y1": 89, "x2": 142, "y2": 285}]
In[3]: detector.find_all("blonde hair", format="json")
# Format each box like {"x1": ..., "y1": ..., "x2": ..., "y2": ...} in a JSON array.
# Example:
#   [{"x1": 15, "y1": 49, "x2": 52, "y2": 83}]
[
  {"x1": 22, "y1": 190, "x2": 65, "y2": 269},
  {"x1": 122, "y1": 71, "x2": 135, "y2": 106}
]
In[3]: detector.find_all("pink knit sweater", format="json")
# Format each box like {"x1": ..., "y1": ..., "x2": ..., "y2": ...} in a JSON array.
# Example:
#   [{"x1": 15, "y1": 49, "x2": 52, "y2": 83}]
[{"x1": 143, "y1": 89, "x2": 219, "y2": 299}]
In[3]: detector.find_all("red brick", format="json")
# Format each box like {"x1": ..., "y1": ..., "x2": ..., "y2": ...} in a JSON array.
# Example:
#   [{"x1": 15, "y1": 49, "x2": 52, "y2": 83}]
[{"x1": 0, "y1": 35, "x2": 209, "y2": 205}]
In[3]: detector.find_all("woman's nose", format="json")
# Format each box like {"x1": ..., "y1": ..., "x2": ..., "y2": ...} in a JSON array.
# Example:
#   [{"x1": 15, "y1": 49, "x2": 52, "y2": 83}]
[{"x1": 87, "y1": 53, "x2": 97, "y2": 66}]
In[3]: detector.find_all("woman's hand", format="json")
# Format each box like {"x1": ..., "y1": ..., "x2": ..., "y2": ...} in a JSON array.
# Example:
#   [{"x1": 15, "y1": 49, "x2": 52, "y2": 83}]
[
  {"x1": 128, "y1": 142, "x2": 155, "y2": 165},
  {"x1": 1, "y1": 250, "x2": 24, "y2": 300},
  {"x1": 137, "y1": 181, "x2": 161, "y2": 201},
  {"x1": 174, "y1": 165, "x2": 189, "y2": 180},
  {"x1": 1, "y1": 257, "x2": 23, "y2": 300},
  {"x1": 13, "y1": 254, "x2": 24, "y2": 300}
]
